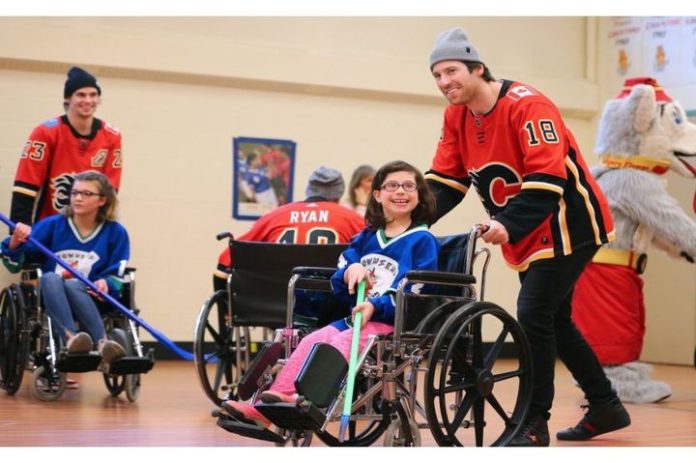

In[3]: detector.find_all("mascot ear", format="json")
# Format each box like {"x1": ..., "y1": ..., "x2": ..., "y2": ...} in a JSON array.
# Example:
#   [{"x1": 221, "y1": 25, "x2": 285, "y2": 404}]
[{"x1": 631, "y1": 85, "x2": 657, "y2": 134}]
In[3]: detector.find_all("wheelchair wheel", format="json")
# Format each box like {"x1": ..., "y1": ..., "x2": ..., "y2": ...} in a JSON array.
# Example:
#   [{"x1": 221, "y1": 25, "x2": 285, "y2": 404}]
[
  {"x1": 125, "y1": 374, "x2": 141, "y2": 403},
  {"x1": 103, "y1": 370, "x2": 125, "y2": 396},
  {"x1": 424, "y1": 301, "x2": 532, "y2": 447},
  {"x1": 316, "y1": 418, "x2": 391, "y2": 447},
  {"x1": 383, "y1": 401, "x2": 421, "y2": 447},
  {"x1": 314, "y1": 376, "x2": 392, "y2": 447},
  {"x1": 194, "y1": 290, "x2": 238, "y2": 406},
  {"x1": 103, "y1": 327, "x2": 140, "y2": 402},
  {"x1": 274, "y1": 429, "x2": 313, "y2": 447},
  {"x1": 29, "y1": 365, "x2": 66, "y2": 401},
  {"x1": 0, "y1": 287, "x2": 28, "y2": 395}
]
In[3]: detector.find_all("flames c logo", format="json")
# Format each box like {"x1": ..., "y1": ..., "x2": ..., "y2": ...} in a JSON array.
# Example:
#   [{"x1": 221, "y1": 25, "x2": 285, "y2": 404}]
[
  {"x1": 469, "y1": 163, "x2": 522, "y2": 215},
  {"x1": 51, "y1": 173, "x2": 76, "y2": 212}
]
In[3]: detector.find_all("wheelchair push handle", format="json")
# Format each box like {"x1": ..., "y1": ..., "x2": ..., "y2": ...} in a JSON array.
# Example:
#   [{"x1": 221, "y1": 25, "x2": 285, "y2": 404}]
[
  {"x1": 216, "y1": 231, "x2": 233, "y2": 241},
  {"x1": 473, "y1": 223, "x2": 489, "y2": 238}
]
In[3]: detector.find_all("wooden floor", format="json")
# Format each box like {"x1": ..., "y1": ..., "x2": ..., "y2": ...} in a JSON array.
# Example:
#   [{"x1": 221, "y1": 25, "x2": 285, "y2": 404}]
[{"x1": 1, "y1": 359, "x2": 695, "y2": 448}]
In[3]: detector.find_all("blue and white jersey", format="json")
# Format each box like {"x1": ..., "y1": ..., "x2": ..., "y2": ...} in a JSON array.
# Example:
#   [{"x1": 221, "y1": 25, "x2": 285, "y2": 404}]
[
  {"x1": 2, "y1": 214, "x2": 130, "y2": 295},
  {"x1": 243, "y1": 167, "x2": 273, "y2": 194},
  {"x1": 330, "y1": 224, "x2": 440, "y2": 325}
]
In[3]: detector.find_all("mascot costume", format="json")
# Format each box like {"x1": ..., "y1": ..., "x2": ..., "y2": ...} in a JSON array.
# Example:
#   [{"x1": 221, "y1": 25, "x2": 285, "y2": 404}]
[{"x1": 572, "y1": 77, "x2": 696, "y2": 403}]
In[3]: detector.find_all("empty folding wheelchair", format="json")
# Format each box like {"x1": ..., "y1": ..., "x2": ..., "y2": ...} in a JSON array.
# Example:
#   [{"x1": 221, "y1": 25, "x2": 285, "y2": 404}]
[
  {"x1": 0, "y1": 264, "x2": 154, "y2": 402},
  {"x1": 205, "y1": 226, "x2": 533, "y2": 446}
]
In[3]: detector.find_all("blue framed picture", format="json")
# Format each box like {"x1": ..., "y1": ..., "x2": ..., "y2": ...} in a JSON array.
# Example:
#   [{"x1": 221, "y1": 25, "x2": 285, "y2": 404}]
[{"x1": 232, "y1": 136, "x2": 296, "y2": 220}]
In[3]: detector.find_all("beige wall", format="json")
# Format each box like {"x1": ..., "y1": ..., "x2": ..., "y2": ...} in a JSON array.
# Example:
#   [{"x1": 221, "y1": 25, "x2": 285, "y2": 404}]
[{"x1": 0, "y1": 17, "x2": 691, "y2": 364}]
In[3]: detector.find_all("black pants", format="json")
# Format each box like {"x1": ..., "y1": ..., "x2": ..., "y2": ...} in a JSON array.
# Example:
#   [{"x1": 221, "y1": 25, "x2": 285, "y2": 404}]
[{"x1": 517, "y1": 245, "x2": 616, "y2": 419}]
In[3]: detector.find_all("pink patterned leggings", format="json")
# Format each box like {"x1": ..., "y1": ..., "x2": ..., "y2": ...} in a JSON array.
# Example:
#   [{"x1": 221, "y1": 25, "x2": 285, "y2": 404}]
[{"x1": 269, "y1": 321, "x2": 394, "y2": 395}]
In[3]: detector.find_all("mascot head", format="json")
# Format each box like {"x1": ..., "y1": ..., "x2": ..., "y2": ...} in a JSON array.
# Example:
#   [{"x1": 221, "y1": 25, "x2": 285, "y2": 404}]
[{"x1": 595, "y1": 77, "x2": 696, "y2": 180}]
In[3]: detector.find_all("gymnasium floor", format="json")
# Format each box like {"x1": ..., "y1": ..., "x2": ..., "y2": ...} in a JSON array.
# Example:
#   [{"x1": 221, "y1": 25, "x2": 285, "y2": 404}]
[{"x1": 1, "y1": 359, "x2": 694, "y2": 449}]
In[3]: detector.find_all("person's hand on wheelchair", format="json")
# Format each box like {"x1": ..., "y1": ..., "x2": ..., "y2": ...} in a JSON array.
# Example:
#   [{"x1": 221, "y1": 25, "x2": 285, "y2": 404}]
[{"x1": 478, "y1": 219, "x2": 509, "y2": 245}]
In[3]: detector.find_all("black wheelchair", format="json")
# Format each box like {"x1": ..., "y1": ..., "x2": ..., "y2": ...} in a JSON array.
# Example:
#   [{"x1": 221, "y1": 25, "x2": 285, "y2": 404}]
[
  {"x1": 194, "y1": 226, "x2": 533, "y2": 446},
  {"x1": 0, "y1": 265, "x2": 154, "y2": 402},
  {"x1": 194, "y1": 234, "x2": 348, "y2": 407}
]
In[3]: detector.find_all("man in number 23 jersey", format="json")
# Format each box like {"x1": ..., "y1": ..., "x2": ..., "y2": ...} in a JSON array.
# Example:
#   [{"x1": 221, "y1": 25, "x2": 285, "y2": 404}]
[{"x1": 10, "y1": 66, "x2": 122, "y2": 225}]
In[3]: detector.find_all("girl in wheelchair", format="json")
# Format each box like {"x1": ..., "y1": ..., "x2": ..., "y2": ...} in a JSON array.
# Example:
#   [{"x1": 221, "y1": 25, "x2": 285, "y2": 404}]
[
  {"x1": 2, "y1": 171, "x2": 129, "y2": 368},
  {"x1": 221, "y1": 160, "x2": 440, "y2": 428}
]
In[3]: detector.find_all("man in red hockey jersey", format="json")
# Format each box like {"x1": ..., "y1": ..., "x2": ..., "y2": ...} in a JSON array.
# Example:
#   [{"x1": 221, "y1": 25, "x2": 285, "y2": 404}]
[
  {"x1": 10, "y1": 66, "x2": 123, "y2": 225},
  {"x1": 424, "y1": 27, "x2": 630, "y2": 446},
  {"x1": 213, "y1": 166, "x2": 365, "y2": 291}
]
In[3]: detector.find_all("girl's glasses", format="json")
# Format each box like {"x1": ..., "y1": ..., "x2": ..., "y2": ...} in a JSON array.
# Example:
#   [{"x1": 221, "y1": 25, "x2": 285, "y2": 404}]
[
  {"x1": 70, "y1": 190, "x2": 103, "y2": 198},
  {"x1": 381, "y1": 181, "x2": 418, "y2": 192}
]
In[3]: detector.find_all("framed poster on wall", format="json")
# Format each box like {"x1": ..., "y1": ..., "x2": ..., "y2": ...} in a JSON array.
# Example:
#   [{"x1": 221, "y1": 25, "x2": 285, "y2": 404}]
[{"x1": 232, "y1": 136, "x2": 296, "y2": 220}]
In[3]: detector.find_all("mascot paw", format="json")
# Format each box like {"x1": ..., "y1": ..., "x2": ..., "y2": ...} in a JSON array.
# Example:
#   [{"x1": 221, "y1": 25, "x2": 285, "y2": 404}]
[
  {"x1": 605, "y1": 361, "x2": 652, "y2": 381},
  {"x1": 604, "y1": 364, "x2": 672, "y2": 403}
]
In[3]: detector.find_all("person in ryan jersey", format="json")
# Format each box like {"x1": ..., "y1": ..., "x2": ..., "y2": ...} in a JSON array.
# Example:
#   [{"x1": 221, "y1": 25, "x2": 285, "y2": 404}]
[
  {"x1": 213, "y1": 166, "x2": 365, "y2": 291},
  {"x1": 424, "y1": 28, "x2": 630, "y2": 446},
  {"x1": 2, "y1": 172, "x2": 128, "y2": 368},
  {"x1": 219, "y1": 160, "x2": 440, "y2": 428},
  {"x1": 10, "y1": 66, "x2": 123, "y2": 225}
]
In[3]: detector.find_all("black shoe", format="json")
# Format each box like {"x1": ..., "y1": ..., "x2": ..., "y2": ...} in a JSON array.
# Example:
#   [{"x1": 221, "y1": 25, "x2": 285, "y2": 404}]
[
  {"x1": 508, "y1": 415, "x2": 550, "y2": 447},
  {"x1": 556, "y1": 397, "x2": 631, "y2": 441}
]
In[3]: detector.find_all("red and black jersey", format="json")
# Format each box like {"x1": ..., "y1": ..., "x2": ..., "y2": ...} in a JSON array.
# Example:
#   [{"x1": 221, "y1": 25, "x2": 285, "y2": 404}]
[
  {"x1": 215, "y1": 200, "x2": 365, "y2": 277},
  {"x1": 426, "y1": 80, "x2": 614, "y2": 271},
  {"x1": 11, "y1": 115, "x2": 123, "y2": 224}
]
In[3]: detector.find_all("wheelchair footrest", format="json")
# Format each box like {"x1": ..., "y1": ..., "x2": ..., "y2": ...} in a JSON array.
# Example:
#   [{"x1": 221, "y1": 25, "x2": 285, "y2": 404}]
[
  {"x1": 255, "y1": 401, "x2": 326, "y2": 431},
  {"x1": 108, "y1": 355, "x2": 155, "y2": 375},
  {"x1": 215, "y1": 416, "x2": 286, "y2": 444},
  {"x1": 57, "y1": 353, "x2": 102, "y2": 372}
]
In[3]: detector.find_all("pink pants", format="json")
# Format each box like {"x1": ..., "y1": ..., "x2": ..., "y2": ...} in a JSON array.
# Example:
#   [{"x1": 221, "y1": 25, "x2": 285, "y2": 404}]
[{"x1": 269, "y1": 321, "x2": 394, "y2": 395}]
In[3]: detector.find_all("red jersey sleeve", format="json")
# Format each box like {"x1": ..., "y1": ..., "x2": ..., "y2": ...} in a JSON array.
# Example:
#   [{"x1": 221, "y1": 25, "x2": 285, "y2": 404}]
[
  {"x1": 15, "y1": 123, "x2": 55, "y2": 192},
  {"x1": 432, "y1": 105, "x2": 469, "y2": 179},
  {"x1": 102, "y1": 122, "x2": 123, "y2": 191},
  {"x1": 428, "y1": 105, "x2": 471, "y2": 195}
]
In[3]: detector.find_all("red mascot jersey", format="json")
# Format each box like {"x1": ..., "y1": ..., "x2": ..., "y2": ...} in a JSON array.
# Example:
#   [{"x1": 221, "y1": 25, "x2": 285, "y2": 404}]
[
  {"x1": 11, "y1": 115, "x2": 122, "y2": 223},
  {"x1": 216, "y1": 200, "x2": 365, "y2": 277},
  {"x1": 571, "y1": 262, "x2": 645, "y2": 364}
]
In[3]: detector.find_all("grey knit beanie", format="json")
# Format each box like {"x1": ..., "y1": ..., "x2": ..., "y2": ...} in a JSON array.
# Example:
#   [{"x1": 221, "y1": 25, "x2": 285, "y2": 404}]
[
  {"x1": 429, "y1": 27, "x2": 484, "y2": 69},
  {"x1": 305, "y1": 166, "x2": 345, "y2": 201}
]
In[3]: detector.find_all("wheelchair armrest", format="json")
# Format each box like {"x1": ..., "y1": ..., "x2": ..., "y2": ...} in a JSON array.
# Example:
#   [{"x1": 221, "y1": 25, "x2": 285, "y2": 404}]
[
  {"x1": 291, "y1": 266, "x2": 335, "y2": 279},
  {"x1": 21, "y1": 263, "x2": 42, "y2": 270},
  {"x1": 20, "y1": 264, "x2": 42, "y2": 282},
  {"x1": 291, "y1": 267, "x2": 336, "y2": 292},
  {"x1": 405, "y1": 270, "x2": 476, "y2": 286}
]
